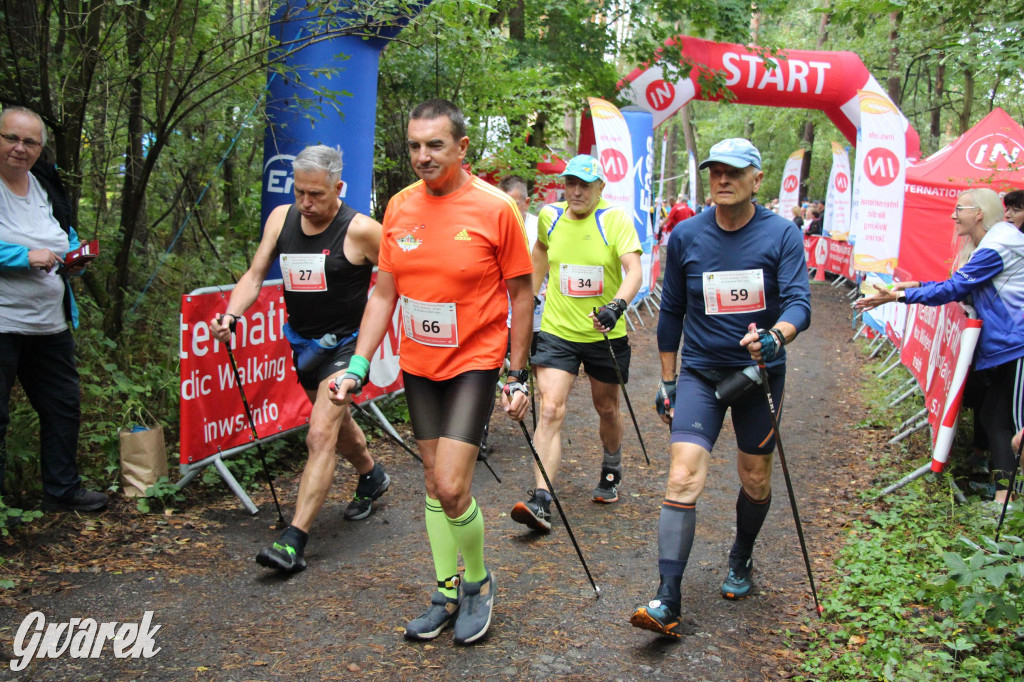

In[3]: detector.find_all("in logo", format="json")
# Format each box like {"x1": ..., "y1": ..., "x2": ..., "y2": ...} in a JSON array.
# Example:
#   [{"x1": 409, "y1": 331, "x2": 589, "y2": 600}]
[
  {"x1": 783, "y1": 175, "x2": 799, "y2": 193},
  {"x1": 965, "y1": 133, "x2": 1023, "y2": 172},
  {"x1": 834, "y1": 172, "x2": 849, "y2": 193},
  {"x1": 645, "y1": 79, "x2": 676, "y2": 111},
  {"x1": 863, "y1": 148, "x2": 901, "y2": 187},
  {"x1": 600, "y1": 149, "x2": 629, "y2": 183}
]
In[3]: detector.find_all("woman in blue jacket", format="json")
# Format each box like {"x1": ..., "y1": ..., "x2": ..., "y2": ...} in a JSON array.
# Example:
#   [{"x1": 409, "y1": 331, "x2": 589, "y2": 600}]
[{"x1": 857, "y1": 187, "x2": 1024, "y2": 507}]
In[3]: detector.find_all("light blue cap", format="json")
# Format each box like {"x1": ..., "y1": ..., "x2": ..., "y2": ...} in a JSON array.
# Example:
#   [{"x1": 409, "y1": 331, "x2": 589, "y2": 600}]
[
  {"x1": 560, "y1": 154, "x2": 605, "y2": 183},
  {"x1": 699, "y1": 138, "x2": 762, "y2": 170}
]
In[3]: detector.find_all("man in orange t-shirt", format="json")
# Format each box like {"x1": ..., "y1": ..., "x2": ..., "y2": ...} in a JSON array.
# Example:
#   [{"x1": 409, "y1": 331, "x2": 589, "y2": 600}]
[{"x1": 332, "y1": 99, "x2": 533, "y2": 645}]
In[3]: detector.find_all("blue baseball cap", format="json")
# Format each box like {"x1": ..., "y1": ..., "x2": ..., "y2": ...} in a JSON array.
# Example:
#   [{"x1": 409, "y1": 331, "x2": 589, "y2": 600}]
[
  {"x1": 698, "y1": 138, "x2": 762, "y2": 170},
  {"x1": 560, "y1": 154, "x2": 605, "y2": 183}
]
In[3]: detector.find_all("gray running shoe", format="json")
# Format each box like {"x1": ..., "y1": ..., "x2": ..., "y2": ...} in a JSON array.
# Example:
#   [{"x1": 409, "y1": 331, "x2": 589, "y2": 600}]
[
  {"x1": 453, "y1": 571, "x2": 495, "y2": 645},
  {"x1": 721, "y1": 557, "x2": 754, "y2": 600},
  {"x1": 405, "y1": 591, "x2": 460, "y2": 640},
  {"x1": 593, "y1": 466, "x2": 621, "y2": 503},
  {"x1": 345, "y1": 464, "x2": 391, "y2": 521},
  {"x1": 511, "y1": 490, "x2": 552, "y2": 532}
]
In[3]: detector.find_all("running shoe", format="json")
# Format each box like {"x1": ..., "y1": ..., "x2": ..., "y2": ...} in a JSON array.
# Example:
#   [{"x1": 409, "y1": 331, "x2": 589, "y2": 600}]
[
  {"x1": 630, "y1": 596, "x2": 682, "y2": 638},
  {"x1": 405, "y1": 591, "x2": 460, "y2": 641},
  {"x1": 41, "y1": 487, "x2": 109, "y2": 512},
  {"x1": 511, "y1": 490, "x2": 552, "y2": 532},
  {"x1": 593, "y1": 466, "x2": 621, "y2": 504},
  {"x1": 255, "y1": 541, "x2": 307, "y2": 573},
  {"x1": 721, "y1": 557, "x2": 754, "y2": 600},
  {"x1": 344, "y1": 464, "x2": 391, "y2": 521},
  {"x1": 453, "y1": 571, "x2": 495, "y2": 645}
]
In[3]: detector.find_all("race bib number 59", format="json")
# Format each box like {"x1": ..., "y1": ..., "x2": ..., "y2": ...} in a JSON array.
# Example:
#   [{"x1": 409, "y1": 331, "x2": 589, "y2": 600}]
[
  {"x1": 401, "y1": 296, "x2": 459, "y2": 347},
  {"x1": 703, "y1": 269, "x2": 766, "y2": 315}
]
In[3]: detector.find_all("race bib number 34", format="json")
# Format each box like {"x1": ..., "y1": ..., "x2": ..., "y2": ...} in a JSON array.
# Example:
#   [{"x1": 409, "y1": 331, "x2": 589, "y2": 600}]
[
  {"x1": 703, "y1": 269, "x2": 766, "y2": 315},
  {"x1": 280, "y1": 254, "x2": 327, "y2": 292},
  {"x1": 402, "y1": 296, "x2": 459, "y2": 347},
  {"x1": 560, "y1": 264, "x2": 604, "y2": 297}
]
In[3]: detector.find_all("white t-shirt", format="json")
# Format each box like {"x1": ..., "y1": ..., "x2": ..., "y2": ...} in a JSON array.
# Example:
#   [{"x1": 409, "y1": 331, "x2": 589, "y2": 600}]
[{"x1": 0, "y1": 175, "x2": 69, "y2": 334}]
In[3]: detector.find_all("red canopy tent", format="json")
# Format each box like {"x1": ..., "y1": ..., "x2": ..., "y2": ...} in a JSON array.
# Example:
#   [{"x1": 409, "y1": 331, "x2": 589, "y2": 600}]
[{"x1": 898, "y1": 108, "x2": 1024, "y2": 282}]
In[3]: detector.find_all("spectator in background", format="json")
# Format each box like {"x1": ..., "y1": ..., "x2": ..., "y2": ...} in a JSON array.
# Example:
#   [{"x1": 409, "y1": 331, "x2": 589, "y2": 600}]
[
  {"x1": 790, "y1": 205, "x2": 804, "y2": 231},
  {"x1": 1003, "y1": 190, "x2": 1024, "y2": 231},
  {"x1": 806, "y1": 209, "x2": 823, "y2": 236},
  {"x1": 0, "y1": 105, "x2": 108, "y2": 512},
  {"x1": 659, "y1": 195, "x2": 695, "y2": 241},
  {"x1": 857, "y1": 188, "x2": 1024, "y2": 511}
]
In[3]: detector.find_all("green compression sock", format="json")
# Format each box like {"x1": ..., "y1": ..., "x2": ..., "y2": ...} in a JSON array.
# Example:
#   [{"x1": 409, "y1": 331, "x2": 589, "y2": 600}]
[
  {"x1": 446, "y1": 497, "x2": 487, "y2": 583},
  {"x1": 425, "y1": 496, "x2": 459, "y2": 599}
]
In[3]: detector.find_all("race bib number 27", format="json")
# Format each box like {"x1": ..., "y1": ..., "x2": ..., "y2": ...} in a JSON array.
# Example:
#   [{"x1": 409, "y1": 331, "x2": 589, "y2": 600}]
[
  {"x1": 280, "y1": 254, "x2": 327, "y2": 292},
  {"x1": 703, "y1": 269, "x2": 766, "y2": 315}
]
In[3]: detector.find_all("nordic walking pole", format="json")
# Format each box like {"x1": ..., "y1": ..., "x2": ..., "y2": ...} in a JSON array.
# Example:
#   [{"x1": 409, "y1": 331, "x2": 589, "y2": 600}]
[
  {"x1": 517, "y1": 420, "x2": 600, "y2": 598},
  {"x1": 995, "y1": 432, "x2": 1024, "y2": 543},
  {"x1": 220, "y1": 316, "x2": 286, "y2": 527},
  {"x1": 755, "y1": 354, "x2": 823, "y2": 618},
  {"x1": 594, "y1": 308, "x2": 649, "y2": 465},
  {"x1": 529, "y1": 369, "x2": 537, "y2": 431}
]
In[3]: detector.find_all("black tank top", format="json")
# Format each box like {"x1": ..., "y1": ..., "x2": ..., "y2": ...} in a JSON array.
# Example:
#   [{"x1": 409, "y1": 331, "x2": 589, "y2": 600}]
[{"x1": 275, "y1": 203, "x2": 373, "y2": 338}]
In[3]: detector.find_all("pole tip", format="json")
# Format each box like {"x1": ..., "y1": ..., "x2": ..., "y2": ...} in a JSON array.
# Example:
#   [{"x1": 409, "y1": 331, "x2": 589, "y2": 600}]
[
  {"x1": 595, "y1": 585, "x2": 601, "y2": 599},
  {"x1": 817, "y1": 604, "x2": 824, "y2": 616}
]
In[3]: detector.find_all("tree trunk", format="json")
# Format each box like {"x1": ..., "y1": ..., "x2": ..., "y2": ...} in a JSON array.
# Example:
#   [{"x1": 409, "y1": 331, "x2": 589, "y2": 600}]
[
  {"x1": 797, "y1": 4, "x2": 831, "y2": 204},
  {"x1": 680, "y1": 104, "x2": 701, "y2": 205},
  {"x1": 886, "y1": 11, "x2": 902, "y2": 106},
  {"x1": 931, "y1": 55, "x2": 945, "y2": 143},
  {"x1": 665, "y1": 122, "x2": 678, "y2": 201},
  {"x1": 959, "y1": 66, "x2": 974, "y2": 135},
  {"x1": 105, "y1": 0, "x2": 150, "y2": 340}
]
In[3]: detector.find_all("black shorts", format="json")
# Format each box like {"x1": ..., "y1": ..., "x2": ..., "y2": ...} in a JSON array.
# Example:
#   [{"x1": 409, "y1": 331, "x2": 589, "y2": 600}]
[
  {"x1": 403, "y1": 368, "x2": 500, "y2": 446},
  {"x1": 670, "y1": 365, "x2": 786, "y2": 455},
  {"x1": 294, "y1": 337, "x2": 358, "y2": 392},
  {"x1": 531, "y1": 331, "x2": 629, "y2": 384}
]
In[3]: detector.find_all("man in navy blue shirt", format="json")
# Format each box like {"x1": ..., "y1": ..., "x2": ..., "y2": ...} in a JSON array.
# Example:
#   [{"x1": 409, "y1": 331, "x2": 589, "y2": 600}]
[{"x1": 631, "y1": 138, "x2": 811, "y2": 638}]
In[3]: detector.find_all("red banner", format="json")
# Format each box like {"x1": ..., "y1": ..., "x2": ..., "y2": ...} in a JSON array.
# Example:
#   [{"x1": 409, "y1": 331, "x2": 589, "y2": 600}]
[
  {"x1": 824, "y1": 239, "x2": 855, "y2": 279},
  {"x1": 179, "y1": 280, "x2": 403, "y2": 466}
]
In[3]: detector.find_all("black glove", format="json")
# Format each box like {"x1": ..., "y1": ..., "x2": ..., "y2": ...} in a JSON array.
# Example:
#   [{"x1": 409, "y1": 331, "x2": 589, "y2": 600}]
[
  {"x1": 595, "y1": 298, "x2": 627, "y2": 329},
  {"x1": 655, "y1": 378, "x2": 676, "y2": 416},
  {"x1": 756, "y1": 327, "x2": 785, "y2": 363}
]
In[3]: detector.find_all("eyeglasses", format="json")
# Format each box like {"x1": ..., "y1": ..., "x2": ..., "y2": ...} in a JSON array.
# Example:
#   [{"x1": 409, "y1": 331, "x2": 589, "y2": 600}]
[
  {"x1": 0, "y1": 133, "x2": 42, "y2": 150},
  {"x1": 954, "y1": 206, "x2": 979, "y2": 214}
]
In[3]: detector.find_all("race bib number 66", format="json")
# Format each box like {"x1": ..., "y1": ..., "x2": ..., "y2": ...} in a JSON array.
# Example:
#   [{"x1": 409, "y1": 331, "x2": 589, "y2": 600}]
[
  {"x1": 402, "y1": 296, "x2": 459, "y2": 347},
  {"x1": 703, "y1": 269, "x2": 766, "y2": 315}
]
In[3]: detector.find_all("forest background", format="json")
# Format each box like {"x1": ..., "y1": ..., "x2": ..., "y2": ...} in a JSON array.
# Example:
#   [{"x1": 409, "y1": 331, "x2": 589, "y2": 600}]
[{"x1": 0, "y1": 0, "x2": 1021, "y2": 519}]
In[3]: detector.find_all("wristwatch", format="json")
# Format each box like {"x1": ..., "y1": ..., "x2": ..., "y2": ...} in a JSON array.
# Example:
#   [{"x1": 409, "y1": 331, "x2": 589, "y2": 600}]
[{"x1": 506, "y1": 369, "x2": 529, "y2": 384}]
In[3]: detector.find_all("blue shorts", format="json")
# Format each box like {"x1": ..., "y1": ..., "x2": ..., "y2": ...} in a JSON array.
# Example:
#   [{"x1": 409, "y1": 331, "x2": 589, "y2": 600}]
[{"x1": 669, "y1": 365, "x2": 785, "y2": 455}]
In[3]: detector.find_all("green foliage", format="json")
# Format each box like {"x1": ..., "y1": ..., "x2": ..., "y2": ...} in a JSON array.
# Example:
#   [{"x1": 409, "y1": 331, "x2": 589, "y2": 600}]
[
  {"x1": 135, "y1": 476, "x2": 186, "y2": 514},
  {"x1": 795, "y1": 484, "x2": 1024, "y2": 680}
]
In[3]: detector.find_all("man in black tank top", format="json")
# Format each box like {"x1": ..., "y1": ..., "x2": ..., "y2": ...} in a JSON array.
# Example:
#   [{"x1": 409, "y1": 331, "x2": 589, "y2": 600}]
[{"x1": 211, "y1": 145, "x2": 388, "y2": 574}]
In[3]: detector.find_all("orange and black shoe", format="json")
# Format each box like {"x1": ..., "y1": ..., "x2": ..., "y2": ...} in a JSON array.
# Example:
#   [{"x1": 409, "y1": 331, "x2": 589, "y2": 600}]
[
  {"x1": 630, "y1": 596, "x2": 682, "y2": 638},
  {"x1": 511, "y1": 490, "x2": 552, "y2": 532}
]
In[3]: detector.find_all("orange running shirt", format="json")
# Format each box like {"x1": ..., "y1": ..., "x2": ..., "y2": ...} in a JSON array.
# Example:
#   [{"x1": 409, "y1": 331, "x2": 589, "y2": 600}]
[{"x1": 379, "y1": 176, "x2": 533, "y2": 381}]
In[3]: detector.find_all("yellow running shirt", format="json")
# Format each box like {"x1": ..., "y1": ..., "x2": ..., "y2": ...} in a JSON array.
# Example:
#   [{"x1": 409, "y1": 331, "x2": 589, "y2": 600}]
[{"x1": 537, "y1": 198, "x2": 641, "y2": 342}]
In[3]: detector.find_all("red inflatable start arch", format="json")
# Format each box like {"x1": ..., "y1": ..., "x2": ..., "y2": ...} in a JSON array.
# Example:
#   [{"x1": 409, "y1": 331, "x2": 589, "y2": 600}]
[{"x1": 618, "y1": 36, "x2": 921, "y2": 160}]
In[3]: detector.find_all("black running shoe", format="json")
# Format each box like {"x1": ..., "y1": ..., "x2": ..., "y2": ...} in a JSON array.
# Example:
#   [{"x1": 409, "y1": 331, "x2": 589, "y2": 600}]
[
  {"x1": 721, "y1": 557, "x2": 754, "y2": 600},
  {"x1": 405, "y1": 591, "x2": 460, "y2": 641},
  {"x1": 511, "y1": 490, "x2": 552, "y2": 532},
  {"x1": 453, "y1": 571, "x2": 495, "y2": 645},
  {"x1": 345, "y1": 464, "x2": 391, "y2": 521},
  {"x1": 255, "y1": 541, "x2": 307, "y2": 573},
  {"x1": 41, "y1": 487, "x2": 109, "y2": 512},
  {"x1": 630, "y1": 596, "x2": 682, "y2": 638},
  {"x1": 593, "y1": 466, "x2": 621, "y2": 504}
]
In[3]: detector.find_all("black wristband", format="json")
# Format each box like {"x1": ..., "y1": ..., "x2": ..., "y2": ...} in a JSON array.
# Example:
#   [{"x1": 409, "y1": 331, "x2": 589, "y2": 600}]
[
  {"x1": 506, "y1": 369, "x2": 529, "y2": 384},
  {"x1": 897, "y1": 294, "x2": 907, "y2": 303}
]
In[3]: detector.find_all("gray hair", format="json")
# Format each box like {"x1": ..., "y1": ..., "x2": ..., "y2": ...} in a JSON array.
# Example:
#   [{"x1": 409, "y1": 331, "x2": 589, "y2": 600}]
[
  {"x1": 292, "y1": 145, "x2": 343, "y2": 184},
  {"x1": 499, "y1": 175, "x2": 528, "y2": 198},
  {"x1": 0, "y1": 105, "x2": 47, "y2": 145}
]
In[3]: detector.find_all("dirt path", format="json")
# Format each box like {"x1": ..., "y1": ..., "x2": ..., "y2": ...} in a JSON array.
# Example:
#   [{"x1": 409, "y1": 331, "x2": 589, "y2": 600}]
[{"x1": 1, "y1": 283, "x2": 883, "y2": 680}]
